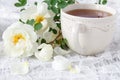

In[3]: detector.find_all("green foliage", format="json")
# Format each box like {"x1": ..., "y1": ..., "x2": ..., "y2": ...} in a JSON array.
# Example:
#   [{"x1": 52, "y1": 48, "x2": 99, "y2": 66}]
[
  {"x1": 49, "y1": 28, "x2": 57, "y2": 34},
  {"x1": 20, "y1": 8, "x2": 25, "y2": 12},
  {"x1": 44, "y1": 0, "x2": 75, "y2": 12},
  {"x1": 52, "y1": 29, "x2": 57, "y2": 34},
  {"x1": 44, "y1": 0, "x2": 75, "y2": 29},
  {"x1": 15, "y1": 0, "x2": 27, "y2": 7},
  {"x1": 34, "y1": 2, "x2": 38, "y2": 5},
  {"x1": 102, "y1": 0, "x2": 107, "y2": 5},
  {"x1": 19, "y1": 19, "x2": 25, "y2": 24},
  {"x1": 68, "y1": 0, "x2": 75, "y2": 4},
  {"x1": 26, "y1": 19, "x2": 43, "y2": 31},
  {"x1": 26, "y1": 19, "x2": 35, "y2": 26},
  {"x1": 99, "y1": 0, "x2": 107, "y2": 5},
  {"x1": 41, "y1": 39, "x2": 46, "y2": 43},
  {"x1": 58, "y1": 0, "x2": 68, "y2": 8},
  {"x1": 54, "y1": 14, "x2": 60, "y2": 21},
  {"x1": 34, "y1": 23, "x2": 42, "y2": 31},
  {"x1": 60, "y1": 38, "x2": 69, "y2": 50},
  {"x1": 38, "y1": 49, "x2": 42, "y2": 51},
  {"x1": 51, "y1": 6, "x2": 60, "y2": 14},
  {"x1": 56, "y1": 23, "x2": 61, "y2": 29},
  {"x1": 43, "y1": 1, "x2": 75, "y2": 49}
]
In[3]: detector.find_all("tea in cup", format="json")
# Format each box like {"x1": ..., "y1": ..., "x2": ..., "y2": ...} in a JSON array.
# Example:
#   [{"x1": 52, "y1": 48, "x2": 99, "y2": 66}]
[{"x1": 61, "y1": 3, "x2": 116, "y2": 55}]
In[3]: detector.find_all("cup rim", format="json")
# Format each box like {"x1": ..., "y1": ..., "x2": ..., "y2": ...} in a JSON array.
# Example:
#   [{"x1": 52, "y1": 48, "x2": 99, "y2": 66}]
[{"x1": 61, "y1": 3, "x2": 117, "y2": 20}]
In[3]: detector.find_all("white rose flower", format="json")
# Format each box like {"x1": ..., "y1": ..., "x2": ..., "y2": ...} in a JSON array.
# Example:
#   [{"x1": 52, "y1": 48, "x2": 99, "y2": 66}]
[
  {"x1": 11, "y1": 61, "x2": 29, "y2": 75},
  {"x1": 42, "y1": 31, "x2": 57, "y2": 43},
  {"x1": 41, "y1": 19, "x2": 59, "y2": 43},
  {"x1": 2, "y1": 22, "x2": 37, "y2": 57},
  {"x1": 35, "y1": 43, "x2": 53, "y2": 61},
  {"x1": 20, "y1": 2, "x2": 55, "y2": 34},
  {"x1": 52, "y1": 55, "x2": 71, "y2": 71},
  {"x1": 47, "y1": 18, "x2": 58, "y2": 30}
]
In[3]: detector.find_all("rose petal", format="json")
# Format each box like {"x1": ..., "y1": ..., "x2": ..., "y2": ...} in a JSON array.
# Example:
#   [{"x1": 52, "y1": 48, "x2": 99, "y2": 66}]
[
  {"x1": 37, "y1": 2, "x2": 48, "y2": 16},
  {"x1": 47, "y1": 19, "x2": 57, "y2": 29},
  {"x1": 52, "y1": 55, "x2": 71, "y2": 71},
  {"x1": 11, "y1": 61, "x2": 29, "y2": 75},
  {"x1": 42, "y1": 32, "x2": 56, "y2": 43},
  {"x1": 35, "y1": 43, "x2": 53, "y2": 61},
  {"x1": 20, "y1": 5, "x2": 37, "y2": 22},
  {"x1": 37, "y1": 19, "x2": 48, "y2": 35},
  {"x1": 69, "y1": 65, "x2": 80, "y2": 74}
]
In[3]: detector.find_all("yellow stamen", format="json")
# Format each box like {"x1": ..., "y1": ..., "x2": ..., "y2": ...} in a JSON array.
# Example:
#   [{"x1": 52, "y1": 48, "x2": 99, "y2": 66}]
[
  {"x1": 68, "y1": 65, "x2": 77, "y2": 73},
  {"x1": 23, "y1": 62, "x2": 29, "y2": 66},
  {"x1": 13, "y1": 34, "x2": 25, "y2": 45},
  {"x1": 35, "y1": 16, "x2": 44, "y2": 23}
]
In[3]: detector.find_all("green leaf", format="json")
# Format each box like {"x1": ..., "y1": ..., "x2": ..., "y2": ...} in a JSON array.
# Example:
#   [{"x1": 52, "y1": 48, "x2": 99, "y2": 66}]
[
  {"x1": 19, "y1": 19, "x2": 25, "y2": 24},
  {"x1": 34, "y1": 23, "x2": 42, "y2": 31},
  {"x1": 58, "y1": 1, "x2": 67, "y2": 8},
  {"x1": 60, "y1": 44, "x2": 69, "y2": 50},
  {"x1": 98, "y1": 0, "x2": 101, "y2": 4},
  {"x1": 15, "y1": 3, "x2": 22, "y2": 7},
  {"x1": 68, "y1": 0, "x2": 75, "y2": 4},
  {"x1": 49, "y1": 28, "x2": 53, "y2": 32},
  {"x1": 26, "y1": 19, "x2": 35, "y2": 26},
  {"x1": 14, "y1": 0, "x2": 27, "y2": 7},
  {"x1": 51, "y1": 0, "x2": 57, "y2": 5},
  {"x1": 54, "y1": 14, "x2": 60, "y2": 20},
  {"x1": 55, "y1": 40, "x2": 60, "y2": 44},
  {"x1": 49, "y1": 28, "x2": 57, "y2": 34},
  {"x1": 44, "y1": 0, "x2": 51, "y2": 5},
  {"x1": 48, "y1": 5, "x2": 52, "y2": 10},
  {"x1": 52, "y1": 29, "x2": 57, "y2": 34},
  {"x1": 56, "y1": 23, "x2": 61, "y2": 29},
  {"x1": 38, "y1": 49, "x2": 42, "y2": 51},
  {"x1": 60, "y1": 38, "x2": 69, "y2": 50},
  {"x1": 36, "y1": 37, "x2": 41, "y2": 44},
  {"x1": 63, "y1": 38, "x2": 68, "y2": 44},
  {"x1": 98, "y1": 0, "x2": 107, "y2": 5},
  {"x1": 51, "y1": 6, "x2": 59, "y2": 14},
  {"x1": 36, "y1": 39, "x2": 39, "y2": 43},
  {"x1": 41, "y1": 39, "x2": 46, "y2": 43},
  {"x1": 44, "y1": 0, "x2": 49, "y2": 3},
  {"x1": 34, "y1": 2, "x2": 38, "y2": 6},
  {"x1": 102, "y1": 0, "x2": 107, "y2": 5},
  {"x1": 20, "y1": 8, "x2": 25, "y2": 12}
]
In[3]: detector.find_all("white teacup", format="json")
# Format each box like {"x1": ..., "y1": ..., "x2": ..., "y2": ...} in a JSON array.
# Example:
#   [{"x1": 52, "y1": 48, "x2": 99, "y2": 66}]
[{"x1": 61, "y1": 4, "x2": 116, "y2": 55}]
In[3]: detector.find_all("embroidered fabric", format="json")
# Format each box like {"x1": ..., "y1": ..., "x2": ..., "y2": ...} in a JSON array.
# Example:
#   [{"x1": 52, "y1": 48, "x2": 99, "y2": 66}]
[{"x1": 0, "y1": 0, "x2": 120, "y2": 80}]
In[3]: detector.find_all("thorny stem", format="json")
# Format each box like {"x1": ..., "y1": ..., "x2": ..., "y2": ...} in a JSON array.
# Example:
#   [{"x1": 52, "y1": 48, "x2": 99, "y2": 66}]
[{"x1": 47, "y1": 31, "x2": 62, "y2": 45}]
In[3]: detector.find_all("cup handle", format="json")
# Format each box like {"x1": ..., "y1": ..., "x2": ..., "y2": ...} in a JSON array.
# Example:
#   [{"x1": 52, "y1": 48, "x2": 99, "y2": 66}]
[{"x1": 71, "y1": 23, "x2": 87, "y2": 52}]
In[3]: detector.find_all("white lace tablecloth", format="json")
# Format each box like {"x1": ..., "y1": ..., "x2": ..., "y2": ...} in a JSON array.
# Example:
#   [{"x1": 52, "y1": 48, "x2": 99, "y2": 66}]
[{"x1": 0, "y1": 0, "x2": 120, "y2": 80}]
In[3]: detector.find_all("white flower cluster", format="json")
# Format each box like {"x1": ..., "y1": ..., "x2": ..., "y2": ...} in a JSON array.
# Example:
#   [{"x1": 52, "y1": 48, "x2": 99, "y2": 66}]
[
  {"x1": 2, "y1": 2, "x2": 80, "y2": 75},
  {"x1": 20, "y1": 2, "x2": 59, "y2": 41},
  {"x1": 2, "y1": 2, "x2": 58, "y2": 59}
]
